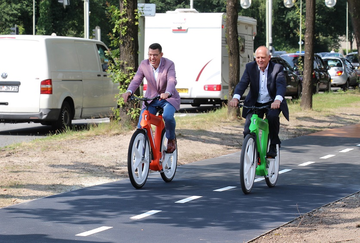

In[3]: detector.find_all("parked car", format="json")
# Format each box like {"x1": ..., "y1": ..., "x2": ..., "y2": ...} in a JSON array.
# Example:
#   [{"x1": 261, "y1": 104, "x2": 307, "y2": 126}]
[
  {"x1": 324, "y1": 52, "x2": 345, "y2": 58},
  {"x1": 345, "y1": 52, "x2": 360, "y2": 81},
  {"x1": 280, "y1": 53, "x2": 331, "y2": 93},
  {"x1": 317, "y1": 52, "x2": 330, "y2": 57},
  {"x1": 271, "y1": 56, "x2": 302, "y2": 99},
  {"x1": 272, "y1": 51, "x2": 287, "y2": 57},
  {"x1": 322, "y1": 57, "x2": 358, "y2": 90}
]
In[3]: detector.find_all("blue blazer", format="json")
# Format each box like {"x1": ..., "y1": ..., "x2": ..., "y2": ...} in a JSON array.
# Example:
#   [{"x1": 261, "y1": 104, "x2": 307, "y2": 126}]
[{"x1": 234, "y1": 61, "x2": 289, "y2": 121}]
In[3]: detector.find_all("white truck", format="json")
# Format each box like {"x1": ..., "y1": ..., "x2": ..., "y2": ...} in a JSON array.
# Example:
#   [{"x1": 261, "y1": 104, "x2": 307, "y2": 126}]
[
  {"x1": 143, "y1": 9, "x2": 256, "y2": 106},
  {"x1": 0, "y1": 35, "x2": 118, "y2": 129}
]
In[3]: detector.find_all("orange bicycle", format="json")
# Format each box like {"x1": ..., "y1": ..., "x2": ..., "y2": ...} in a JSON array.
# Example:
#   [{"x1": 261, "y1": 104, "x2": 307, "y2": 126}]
[{"x1": 127, "y1": 95, "x2": 178, "y2": 189}]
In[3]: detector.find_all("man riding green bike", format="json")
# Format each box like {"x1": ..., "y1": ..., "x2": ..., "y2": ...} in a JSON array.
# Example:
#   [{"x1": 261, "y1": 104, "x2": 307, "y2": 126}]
[{"x1": 229, "y1": 46, "x2": 289, "y2": 157}]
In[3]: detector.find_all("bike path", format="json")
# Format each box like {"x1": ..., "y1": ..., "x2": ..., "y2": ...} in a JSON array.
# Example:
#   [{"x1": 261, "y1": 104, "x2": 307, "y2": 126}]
[{"x1": 0, "y1": 125, "x2": 359, "y2": 243}]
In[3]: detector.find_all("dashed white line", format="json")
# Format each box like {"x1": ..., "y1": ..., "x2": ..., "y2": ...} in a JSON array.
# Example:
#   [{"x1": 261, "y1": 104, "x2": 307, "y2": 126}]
[
  {"x1": 130, "y1": 210, "x2": 162, "y2": 220},
  {"x1": 175, "y1": 196, "x2": 202, "y2": 204},
  {"x1": 76, "y1": 226, "x2": 113, "y2": 237},
  {"x1": 320, "y1": 154, "x2": 335, "y2": 159},
  {"x1": 299, "y1": 161, "x2": 315, "y2": 166},
  {"x1": 279, "y1": 169, "x2": 292, "y2": 174},
  {"x1": 340, "y1": 148, "x2": 354, "y2": 153},
  {"x1": 255, "y1": 177, "x2": 265, "y2": 182},
  {"x1": 214, "y1": 186, "x2": 236, "y2": 192}
]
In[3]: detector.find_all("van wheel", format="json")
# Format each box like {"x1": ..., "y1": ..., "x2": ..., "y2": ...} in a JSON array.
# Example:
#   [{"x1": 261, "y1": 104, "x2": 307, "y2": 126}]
[{"x1": 52, "y1": 101, "x2": 72, "y2": 130}]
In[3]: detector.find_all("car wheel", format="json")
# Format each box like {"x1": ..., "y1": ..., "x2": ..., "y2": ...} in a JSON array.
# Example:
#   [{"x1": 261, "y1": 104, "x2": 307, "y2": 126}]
[
  {"x1": 326, "y1": 80, "x2": 331, "y2": 92},
  {"x1": 342, "y1": 80, "x2": 349, "y2": 91},
  {"x1": 313, "y1": 82, "x2": 320, "y2": 94},
  {"x1": 292, "y1": 83, "x2": 302, "y2": 99}
]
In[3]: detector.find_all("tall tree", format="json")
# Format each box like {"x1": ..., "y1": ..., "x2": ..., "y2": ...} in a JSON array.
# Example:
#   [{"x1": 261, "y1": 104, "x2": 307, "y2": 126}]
[
  {"x1": 117, "y1": 0, "x2": 139, "y2": 124},
  {"x1": 348, "y1": 0, "x2": 360, "y2": 54},
  {"x1": 300, "y1": 0, "x2": 315, "y2": 110},
  {"x1": 226, "y1": 0, "x2": 240, "y2": 118}
]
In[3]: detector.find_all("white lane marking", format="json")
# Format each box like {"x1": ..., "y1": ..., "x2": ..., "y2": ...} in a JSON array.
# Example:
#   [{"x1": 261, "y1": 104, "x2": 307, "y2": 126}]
[
  {"x1": 130, "y1": 210, "x2": 162, "y2": 220},
  {"x1": 175, "y1": 196, "x2": 202, "y2": 204},
  {"x1": 279, "y1": 169, "x2": 292, "y2": 174},
  {"x1": 76, "y1": 226, "x2": 113, "y2": 237},
  {"x1": 253, "y1": 169, "x2": 292, "y2": 182},
  {"x1": 214, "y1": 186, "x2": 236, "y2": 192},
  {"x1": 320, "y1": 154, "x2": 335, "y2": 159},
  {"x1": 340, "y1": 148, "x2": 354, "y2": 153},
  {"x1": 299, "y1": 161, "x2": 315, "y2": 166}
]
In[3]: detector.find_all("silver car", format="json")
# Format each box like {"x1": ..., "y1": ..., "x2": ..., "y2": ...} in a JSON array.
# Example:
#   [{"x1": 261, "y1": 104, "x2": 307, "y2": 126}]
[{"x1": 322, "y1": 57, "x2": 358, "y2": 90}]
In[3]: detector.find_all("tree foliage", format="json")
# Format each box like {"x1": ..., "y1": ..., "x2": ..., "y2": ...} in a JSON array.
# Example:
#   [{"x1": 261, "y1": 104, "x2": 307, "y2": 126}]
[{"x1": 0, "y1": 0, "x2": 358, "y2": 53}]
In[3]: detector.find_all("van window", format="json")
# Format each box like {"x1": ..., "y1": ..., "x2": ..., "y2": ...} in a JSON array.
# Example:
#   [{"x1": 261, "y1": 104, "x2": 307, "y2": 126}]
[
  {"x1": 47, "y1": 41, "x2": 80, "y2": 71},
  {"x1": 97, "y1": 44, "x2": 114, "y2": 72},
  {"x1": 75, "y1": 42, "x2": 99, "y2": 71}
]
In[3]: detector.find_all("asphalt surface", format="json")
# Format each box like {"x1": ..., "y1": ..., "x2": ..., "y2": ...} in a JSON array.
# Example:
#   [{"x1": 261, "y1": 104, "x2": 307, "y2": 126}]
[{"x1": 0, "y1": 125, "x2": 359, "y2": 243}]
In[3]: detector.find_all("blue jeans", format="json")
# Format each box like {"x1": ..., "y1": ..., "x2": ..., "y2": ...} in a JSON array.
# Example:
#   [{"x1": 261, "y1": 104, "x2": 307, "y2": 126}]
[{"x1": 137, "y1": 99, "x2": 176, "y2": 140}]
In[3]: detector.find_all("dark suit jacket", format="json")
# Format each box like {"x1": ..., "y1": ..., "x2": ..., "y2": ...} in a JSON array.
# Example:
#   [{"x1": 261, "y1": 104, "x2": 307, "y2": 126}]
[{"x1": 234, "y1": 61, "x2": 289, "y2": 121}]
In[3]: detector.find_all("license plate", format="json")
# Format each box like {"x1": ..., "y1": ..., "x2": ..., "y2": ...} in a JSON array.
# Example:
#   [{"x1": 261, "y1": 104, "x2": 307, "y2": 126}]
[
  {"x1": 0, "y1": 85, "x2": 19, "y2": 92},
  {"x1": 176, "y1": 88, "x2": 188, "y2": 93}
]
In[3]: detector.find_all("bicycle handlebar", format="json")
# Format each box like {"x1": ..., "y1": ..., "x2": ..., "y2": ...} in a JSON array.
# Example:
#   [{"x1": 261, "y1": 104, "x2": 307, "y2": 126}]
[
  {"x1": 238, "y1": 102, "x2": 270, "y2": 110},
  {"x1": 129, "y1": 94, "x2": 172, "y2": 102}
]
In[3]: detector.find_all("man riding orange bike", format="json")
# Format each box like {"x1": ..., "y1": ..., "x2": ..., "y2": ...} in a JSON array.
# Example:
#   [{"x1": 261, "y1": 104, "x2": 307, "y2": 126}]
[
  {"x1": 122, "y1": 43, "x2": 180, "y2": 153},
  {"x1": 229, "y1": 46, "x2": 289, "y2": 157}
]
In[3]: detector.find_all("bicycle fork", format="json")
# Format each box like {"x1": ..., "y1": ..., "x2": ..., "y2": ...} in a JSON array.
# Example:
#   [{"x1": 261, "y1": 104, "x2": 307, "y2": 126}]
[{"x1": 249, "y1": 115, "x2": 270, "y2": 176}]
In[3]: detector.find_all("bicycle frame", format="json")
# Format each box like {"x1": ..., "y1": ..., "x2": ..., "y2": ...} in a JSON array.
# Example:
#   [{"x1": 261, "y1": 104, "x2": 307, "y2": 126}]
[
  {"x1": 139, "y1": 108, "x2": 165, "y2": 172},
  {"x1": 248, "y1": 113, "x2": 270, "y2": 177}
]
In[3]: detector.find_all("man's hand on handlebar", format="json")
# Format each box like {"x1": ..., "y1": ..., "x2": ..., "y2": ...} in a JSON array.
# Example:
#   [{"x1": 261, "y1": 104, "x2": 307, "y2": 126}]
[
  {"x1": 159, "y1": 92, "x2": 171, "y2": 100},
  {"x1": 271, "y1": 100, "x2": 281, "y2": 109},
  {"x1": 122, "y1": 91, "x2": 131, "y2": 103},
  {"x1": 229, "y1": 98, "x2": 240, "y2": 107}
]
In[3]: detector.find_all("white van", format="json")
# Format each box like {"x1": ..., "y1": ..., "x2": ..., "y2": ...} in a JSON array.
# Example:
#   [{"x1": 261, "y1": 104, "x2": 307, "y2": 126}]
[{"x1": 0, "y1": 35, "x2": 118, "y2": 129}]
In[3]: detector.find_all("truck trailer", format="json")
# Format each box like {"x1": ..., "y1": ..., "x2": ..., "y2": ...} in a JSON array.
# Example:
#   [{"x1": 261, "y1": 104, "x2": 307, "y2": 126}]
[{"x1": 143, "y1": 8, "x2": 256, "y2": 106}]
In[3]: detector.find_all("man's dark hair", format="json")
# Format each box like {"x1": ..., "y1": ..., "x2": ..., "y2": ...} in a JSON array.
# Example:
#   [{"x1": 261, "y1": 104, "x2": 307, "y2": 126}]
[{"x1": 149, "y1": 43, "x2": 162, "y2": 53}]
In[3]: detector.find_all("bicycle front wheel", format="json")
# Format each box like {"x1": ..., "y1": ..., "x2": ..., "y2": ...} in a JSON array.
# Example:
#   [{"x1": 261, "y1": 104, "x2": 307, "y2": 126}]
[
  {"x1": 265, "y1": 144, "x2": 280, "y2": 187},
  {"x1": 160, "y1": 129, "x2": 177, "y2": 182},
  {"x1": 127, "y1": 129, "x2": 150, "y2": 189},
  {"x1": 240, "y1": 134, "x2": 257, "y2": 194}
]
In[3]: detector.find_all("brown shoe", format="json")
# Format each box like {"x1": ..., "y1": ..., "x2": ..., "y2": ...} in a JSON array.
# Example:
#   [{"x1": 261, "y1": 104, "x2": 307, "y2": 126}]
[{"x1": 166, "y1": 139, "x2": 176, "y2": 153}]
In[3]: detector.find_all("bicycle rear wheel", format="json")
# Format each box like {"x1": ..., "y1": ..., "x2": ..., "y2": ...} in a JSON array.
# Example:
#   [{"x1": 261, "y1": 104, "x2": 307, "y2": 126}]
[
  {"x1": 127, "y1": 129, "x2": 150, "y2": 189},
  {"x1": 160, "y1": 129, "x2": 177, "y2": 182},
  {"x1": 240, "y1": 134, "x2": 257, "y2": 194},
  {"x1": 265, "y1": 144, "x2": 280, "y2": 187}
]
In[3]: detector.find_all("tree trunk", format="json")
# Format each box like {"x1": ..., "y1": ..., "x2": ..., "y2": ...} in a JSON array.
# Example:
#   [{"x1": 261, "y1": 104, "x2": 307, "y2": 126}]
[
  {"x1": 348, "y1": 0, "x2": 360, "y2": 54},
  {"x1": 118, "y1": 0, "x2": 139, "y2": 125},
  {"x1": 119, "y1": 0, "x2": 138, "y2": 71},
  {"x1": 300, "y1": 0, "x2": 315, "y2": 110},
  {"x1": 226, "y1": 0, "x2": 241, "y2": 119}
]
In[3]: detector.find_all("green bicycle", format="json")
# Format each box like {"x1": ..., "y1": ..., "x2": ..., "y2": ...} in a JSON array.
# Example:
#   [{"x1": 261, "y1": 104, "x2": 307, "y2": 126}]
[{"x1": 239, "y1": 104, "x2": 280, "y2": 194}]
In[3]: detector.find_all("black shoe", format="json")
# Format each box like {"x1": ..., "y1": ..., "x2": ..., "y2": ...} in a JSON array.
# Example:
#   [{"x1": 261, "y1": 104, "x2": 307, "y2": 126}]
[{"x1": 267, "y1": 144, "x2": 277, "y2": 158}]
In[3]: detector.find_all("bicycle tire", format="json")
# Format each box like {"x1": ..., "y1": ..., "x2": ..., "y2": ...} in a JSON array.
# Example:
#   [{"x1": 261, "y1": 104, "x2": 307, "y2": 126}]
[
  {"x1": 160, "y1": 129, "x2": 178, "y2": 182},
  {"x1": 240, "y1": 134, "x2": 257, "y2": 194},
  {"x1": 127, "y1": 129, "x2": 150, "y2": 189},
  {"x1": 265, "y1": 144, "x2": 280, "y2": 187}
]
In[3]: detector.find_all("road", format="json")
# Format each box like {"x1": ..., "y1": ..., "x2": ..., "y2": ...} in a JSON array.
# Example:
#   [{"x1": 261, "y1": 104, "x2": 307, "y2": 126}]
[{"x1": 0, "y1": 125, "x2": 359, "y2": 242}]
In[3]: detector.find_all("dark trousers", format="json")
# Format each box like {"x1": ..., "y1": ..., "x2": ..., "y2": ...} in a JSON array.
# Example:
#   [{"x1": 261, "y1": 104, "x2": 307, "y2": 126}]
[{"x1": 243, "y1": 103, "x2": 281, "y2": 145}]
